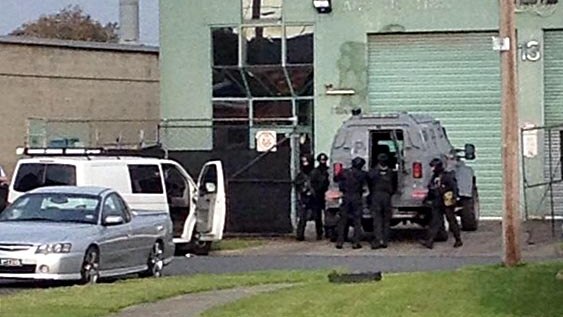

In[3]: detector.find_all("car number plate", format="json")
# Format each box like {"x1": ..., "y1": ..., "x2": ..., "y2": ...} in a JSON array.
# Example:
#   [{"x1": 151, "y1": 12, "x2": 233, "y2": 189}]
[{"x1": 0, "y1": 258, "x2": 23, "y2": 267}]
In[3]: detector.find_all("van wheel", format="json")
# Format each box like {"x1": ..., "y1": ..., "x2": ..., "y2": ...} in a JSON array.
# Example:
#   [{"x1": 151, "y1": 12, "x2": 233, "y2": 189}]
[
  {"x1": 461, "y1": 187, "x2": 479, "y2": 231},
  {"x1": 192, "y1": 240, "x2": 212, "y2": 256}
]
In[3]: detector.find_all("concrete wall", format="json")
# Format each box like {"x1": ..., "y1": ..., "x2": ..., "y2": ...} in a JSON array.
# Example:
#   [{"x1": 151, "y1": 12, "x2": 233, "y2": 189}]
[{"x1": 0, "y1": 38, "x2": 160, "y2": 176}]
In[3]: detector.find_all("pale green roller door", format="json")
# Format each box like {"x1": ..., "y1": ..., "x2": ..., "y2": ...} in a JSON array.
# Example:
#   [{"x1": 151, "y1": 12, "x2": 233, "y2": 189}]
[
  {"x1": 543, "y1": 31, "x2": 563, "y2": 217},
  {"x1": 368, "y1": 32, "x2": 502, "y2": 217}
]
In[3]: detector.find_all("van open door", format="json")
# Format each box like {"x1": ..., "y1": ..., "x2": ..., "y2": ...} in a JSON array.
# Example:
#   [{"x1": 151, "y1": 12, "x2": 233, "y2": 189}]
[{"x1": 195, "y1": 161, "x2": 226, "y2": 241}]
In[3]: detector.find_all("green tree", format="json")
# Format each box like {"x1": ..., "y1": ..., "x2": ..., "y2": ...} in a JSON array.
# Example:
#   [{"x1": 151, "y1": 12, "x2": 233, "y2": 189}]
[{"x1": 10, "y1": 5, "x2": 119, "y2": 43}]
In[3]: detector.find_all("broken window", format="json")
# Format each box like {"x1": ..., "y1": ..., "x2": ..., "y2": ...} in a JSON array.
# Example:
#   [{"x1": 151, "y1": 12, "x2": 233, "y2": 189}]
[
  {"x1": 253, "y1": 100, "x2": 293, "y2": 126},
  {"x1": 212, "y1": 27, "x2": 239, "y2": 66},
  {"x1": 242, "y1": 0, "x2": 283, "y2": 21},
  {"x1": 213, "y1": 101, "x2": 249, "y2": 149},
  {"x1": 286, "y1": 25, "x2": 314, "y2": 65},
  {"x1": 243, "y1": 26, "x2": 282, "y2": 65}
]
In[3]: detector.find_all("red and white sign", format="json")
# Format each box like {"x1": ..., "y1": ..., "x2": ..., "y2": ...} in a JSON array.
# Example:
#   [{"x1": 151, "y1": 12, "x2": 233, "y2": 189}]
[{"x1": 256, "y1": 130, "x2": 277, "y2": 152}]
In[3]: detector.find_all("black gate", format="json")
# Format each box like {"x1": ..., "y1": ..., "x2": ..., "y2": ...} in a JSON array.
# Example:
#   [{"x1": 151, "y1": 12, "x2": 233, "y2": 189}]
[{"x1": 166, "y1": 135, "x2": 294, "y2": 234}]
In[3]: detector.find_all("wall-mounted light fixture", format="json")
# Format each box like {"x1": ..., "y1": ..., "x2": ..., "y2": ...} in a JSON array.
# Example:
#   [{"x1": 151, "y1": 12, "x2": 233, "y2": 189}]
[
  {"x1": 326, "y1": 89, "x2": 356, "y2": 96},
  {"x1": 313, "y1": 0, "x2": 332, "y2": 14},
  {"x1": 325, "y1": 84, "x2": 355, "y2": 96}
]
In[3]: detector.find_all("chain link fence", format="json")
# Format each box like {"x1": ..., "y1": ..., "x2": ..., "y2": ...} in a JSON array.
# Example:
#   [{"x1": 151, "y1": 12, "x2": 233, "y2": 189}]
[
  {"x1": 158, "y1": 118, "x2": 303, "y2": 153},
  {"x1": 26, "y1": 117, "x2": 160, "y2": 149},
  {"x1": 521, "y1": 123, "x2": 563, "y2": 236}
]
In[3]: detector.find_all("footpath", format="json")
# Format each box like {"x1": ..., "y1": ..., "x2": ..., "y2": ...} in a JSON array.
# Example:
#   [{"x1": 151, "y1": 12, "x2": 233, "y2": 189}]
[{"x1": 110, "y1": 284, "x2": 294, "y2": 317}]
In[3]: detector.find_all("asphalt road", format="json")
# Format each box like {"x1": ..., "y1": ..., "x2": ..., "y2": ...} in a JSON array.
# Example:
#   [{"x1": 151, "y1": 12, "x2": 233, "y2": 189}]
[
  {"x1": 1, "y1": 220, "x2": 560, "y2": 295},
  {"x1": 1, "y1": 253, "x2": 557, "y2": 296},
  {"x1": 165, "y1": 254, "x2": 504, "y2": 276}
]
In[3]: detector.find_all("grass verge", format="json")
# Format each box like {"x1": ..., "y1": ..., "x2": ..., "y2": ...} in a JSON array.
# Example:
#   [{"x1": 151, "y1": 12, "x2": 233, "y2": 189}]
[
  {"x1": 0, "y1": 271, "x2": 327, "y2": 317},
  {"x1": 204, "y1": 261, "x2": 563, "y2": 317},
  {"x1": 210, "y1": 238, "x2": 267, "y2": 252}
]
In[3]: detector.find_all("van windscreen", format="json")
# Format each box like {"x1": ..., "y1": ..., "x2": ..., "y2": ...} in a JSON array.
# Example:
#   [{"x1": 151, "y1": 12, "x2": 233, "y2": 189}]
[{"x1": 13, "y1": 163, "x2": 77, "y2": 192}]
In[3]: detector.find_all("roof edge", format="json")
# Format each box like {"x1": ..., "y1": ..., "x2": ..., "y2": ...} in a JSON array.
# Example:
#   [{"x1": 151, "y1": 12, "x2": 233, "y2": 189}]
[{"x1": 0, "y1": 35, "x2": 159, "y2": 54}]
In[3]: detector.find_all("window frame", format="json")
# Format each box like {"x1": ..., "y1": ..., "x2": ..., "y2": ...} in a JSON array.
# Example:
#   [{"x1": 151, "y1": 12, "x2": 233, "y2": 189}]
[
  {"x1": 127, "y1": 164, "x2": 164, "y2": 195},
  {"x1": 101, "y1": 193, "x2": 130, "y2": 223},
  {"x1": 210, "y1": 19, "x2": 315, "y2": 150}
]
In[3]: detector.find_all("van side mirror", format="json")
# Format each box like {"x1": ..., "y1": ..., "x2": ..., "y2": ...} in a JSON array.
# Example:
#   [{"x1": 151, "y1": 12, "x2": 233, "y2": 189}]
[
  {"x1": 464, "y1": 144, "x2": 476, "y2": 160},
  {"x1": 205, "y1": 182, "x2": 217, "y2": 193}
]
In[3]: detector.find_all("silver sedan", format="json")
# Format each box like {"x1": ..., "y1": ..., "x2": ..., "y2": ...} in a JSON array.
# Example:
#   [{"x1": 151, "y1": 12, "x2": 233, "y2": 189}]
[{"x1": 0, "y1": 186, "x2": 174, "y2": 283}]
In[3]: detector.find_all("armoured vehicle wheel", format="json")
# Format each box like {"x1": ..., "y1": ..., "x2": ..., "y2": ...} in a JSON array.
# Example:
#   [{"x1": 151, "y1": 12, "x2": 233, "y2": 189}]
[
  {"x1": 460, "y1": 187, "x2": 479, "y2": 231},
  {"x1": 435, "y1": 221, "x2": 449, "y2": 242}
]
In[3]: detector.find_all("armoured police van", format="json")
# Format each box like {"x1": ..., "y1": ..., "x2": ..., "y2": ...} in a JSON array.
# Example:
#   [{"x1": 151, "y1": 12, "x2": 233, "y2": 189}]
[
  {"x1": 326, "y1": 111, "x2": 479, "y2": 232},
  {"x1": 8, "y1": 148, "x2": 226, "y2": 255}
]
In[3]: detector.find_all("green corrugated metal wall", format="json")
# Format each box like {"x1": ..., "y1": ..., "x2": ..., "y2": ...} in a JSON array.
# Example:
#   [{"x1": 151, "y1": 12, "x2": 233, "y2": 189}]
[
  {"x1": 367, "y1": 32, "x2": 502, "y2": 217},
  {"x1": 543, "y1": 30, "x2": 563, "y2": 216},
  {"x1": 545, "y1": 31, "x2": 563, "y2": 126}
]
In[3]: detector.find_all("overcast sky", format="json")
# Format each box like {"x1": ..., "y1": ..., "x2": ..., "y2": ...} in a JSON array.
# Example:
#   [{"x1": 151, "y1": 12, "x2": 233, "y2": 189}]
[{"x1": 0, "y1": 0, "x2": 159, "y2": 45}]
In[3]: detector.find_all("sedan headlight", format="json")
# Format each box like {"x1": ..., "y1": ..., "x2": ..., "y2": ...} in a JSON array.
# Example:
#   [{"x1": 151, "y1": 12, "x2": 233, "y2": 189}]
[{"x1": 36, "y1": 243, "x2": 72, "y2": 254}]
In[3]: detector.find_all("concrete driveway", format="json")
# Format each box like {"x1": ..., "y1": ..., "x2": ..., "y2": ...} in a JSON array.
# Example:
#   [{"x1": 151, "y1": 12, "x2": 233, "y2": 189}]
[{"x1": 218, "y1": 220, "x2": 562, "y2": 258}]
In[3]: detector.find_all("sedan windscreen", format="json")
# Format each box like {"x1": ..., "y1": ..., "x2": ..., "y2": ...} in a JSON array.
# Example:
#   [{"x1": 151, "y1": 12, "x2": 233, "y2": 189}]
[
  {"x1": 13, "y1": 164, "x2": 76, "y2": 192},
  {"x1": 0, "y1": 193, "x2": 100, "y2": 224}
]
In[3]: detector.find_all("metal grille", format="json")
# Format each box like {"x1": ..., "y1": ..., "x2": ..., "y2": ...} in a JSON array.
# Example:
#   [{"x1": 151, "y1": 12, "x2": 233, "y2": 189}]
[{"x1": 0, "y1": 244, "x2": 33, "y2": 252}]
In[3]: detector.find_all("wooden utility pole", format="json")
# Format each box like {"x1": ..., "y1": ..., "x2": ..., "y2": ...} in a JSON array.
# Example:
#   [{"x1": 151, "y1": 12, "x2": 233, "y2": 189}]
[{"x1": 499, "y1": 0, "x2": 522, "y2": 267}]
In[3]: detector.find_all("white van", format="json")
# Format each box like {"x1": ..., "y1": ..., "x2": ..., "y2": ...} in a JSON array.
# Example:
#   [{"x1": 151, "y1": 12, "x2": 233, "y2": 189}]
[{"x1": 8, "y1": 148, "x2": 226, "y2": 255}]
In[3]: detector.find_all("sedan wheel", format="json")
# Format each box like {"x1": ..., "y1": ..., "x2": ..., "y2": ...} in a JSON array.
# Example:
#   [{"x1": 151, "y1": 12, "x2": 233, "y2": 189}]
[
  {"x1": 80, "y1": 247, "x2": 100, "y2": 285},
  {"x1": 141, "y1": 242, "x2": 164, "y2": 278}
]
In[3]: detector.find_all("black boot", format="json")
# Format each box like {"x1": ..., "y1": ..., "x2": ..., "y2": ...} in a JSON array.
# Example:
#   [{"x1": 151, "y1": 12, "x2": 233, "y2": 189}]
[
  {"x1": 352, "y1": 243, "x2": 362, "y2": 249},
  {"x1": 371, "y1": 240, "x2": 382, "y2": 250},
  {"x1": 453, "y1": 240, "x2": 463, "y2": 248},
  {"x1": 335, "y1": 243, "x2": 343, "y2": 249},
  {"x1": 419, "y1": 239, "x2": 433, "y2": 249}
]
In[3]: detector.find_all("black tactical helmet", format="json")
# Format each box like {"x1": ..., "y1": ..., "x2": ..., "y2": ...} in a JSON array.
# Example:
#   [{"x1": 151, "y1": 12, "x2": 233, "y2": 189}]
[
  {"x1": 377, "y1": 153, "x2": 389, "y2": 163},
  {"x1": 317, "y1": 153, "x2": 328, "y2": 163},
  {"x1": 429, "y1": 158, "x2": 444, "y2": 172},
  {"x1": 301, "y1": 154, "x2": 313, "y2": 166},
  {"x1": 300, "y1": 154, "x2": 314, "y2": 173},
  {"x1": 351, "y1": 157, "x2": 366, "y2": 169}
]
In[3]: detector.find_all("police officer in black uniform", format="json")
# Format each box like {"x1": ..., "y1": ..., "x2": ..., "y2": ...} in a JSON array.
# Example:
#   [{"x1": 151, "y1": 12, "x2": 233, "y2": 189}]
[
  {"x1": 335, "y1": 157, "x2": 368, "y2": 249},
  {"x1": 294, "y1": 154, "x2": 315, "y2": 241},
  {"x1": 368, "y1": 153, "x2": 396, "y2": 249},
  {"x1": 421, "y1": 158, "x2": 463, "y2": 249},
  {"x1": 310, "y1": 153, "x2": 330, "y2": 240}
]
